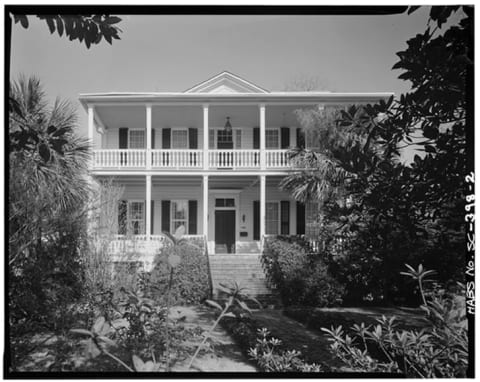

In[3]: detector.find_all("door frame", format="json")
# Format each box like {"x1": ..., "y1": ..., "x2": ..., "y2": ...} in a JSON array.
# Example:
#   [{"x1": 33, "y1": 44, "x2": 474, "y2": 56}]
[{"x1": 211, "y1": 191, "x2": 240, "y2": 246}]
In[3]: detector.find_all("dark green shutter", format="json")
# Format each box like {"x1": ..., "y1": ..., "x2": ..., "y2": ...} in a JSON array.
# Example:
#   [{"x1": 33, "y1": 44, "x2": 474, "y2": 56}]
[
  {"x1": 162, "y1": 128, "x2": 171, "y2": 149},
  {"x1": 119, "y1": 128, "x2": 128, "y2": 165},
  {"x1": 161, "y1": 200, "x2": 170, "y2": 233},
  {"x1": 253, "y1": 127, "x2": 260, "y2": 149},
  {"x1": 119, "y1": 128, "x2": 128, "y2": 148},
  {"x1": 280, "y1": 201, "x2": 290, "y2": 235},
  {"x1": 296, "y1": 202, "x2": 305, "y2": 235},
  {"x1": 281, "y1": 127, "x2": 290, "y2": 149},
  {"x1": 296, "y1": 128, "x2": 305, "y2": 149},
  {"x1": 118, "y1": 200, "x2": 127, "y2": 235},
  {"x1": 188, "y1": 128, "x2": 198, "y2": 149},
  {"x1": 151, "y1": 200, "x2": 154, "y2": 234},
  {"x1": 188, "y1": 128, "x2": 198, "y2": 166},
  {"x1": 253, "y1": 200, "x2": 260, "y2": 240},
  {"x1": 151, "y1": 129, "x2": 156, "y2": 149},
  {"x1": 188, "y1": 200, "x2": 197, "y2": 234}
]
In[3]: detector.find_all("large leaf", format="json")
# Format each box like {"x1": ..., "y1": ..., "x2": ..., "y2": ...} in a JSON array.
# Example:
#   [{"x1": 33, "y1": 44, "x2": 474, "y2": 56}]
[
  {"x1": 205, "y1": 299, "x2": 223, "y2": 311},
  {"x1": 70, "y1": 328, "x2": 93, "y2": 337}
]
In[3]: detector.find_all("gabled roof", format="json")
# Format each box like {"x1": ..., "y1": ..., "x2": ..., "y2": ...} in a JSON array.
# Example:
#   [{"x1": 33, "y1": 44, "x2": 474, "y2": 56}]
[{"x1": 184, "y1": 71, "x2": 269, "y2": 94}]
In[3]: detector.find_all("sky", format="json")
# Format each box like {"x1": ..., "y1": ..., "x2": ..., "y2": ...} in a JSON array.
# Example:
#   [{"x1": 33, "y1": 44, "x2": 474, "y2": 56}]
[{"x1": 9, "y1": 7, "x2": 463, "y2": 142}]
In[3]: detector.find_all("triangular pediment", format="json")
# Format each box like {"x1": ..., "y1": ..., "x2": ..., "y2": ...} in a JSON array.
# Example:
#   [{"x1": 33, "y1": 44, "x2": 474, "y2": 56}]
[{"x1": 184, "y1": 71, "x2": 269, "y2": 94}]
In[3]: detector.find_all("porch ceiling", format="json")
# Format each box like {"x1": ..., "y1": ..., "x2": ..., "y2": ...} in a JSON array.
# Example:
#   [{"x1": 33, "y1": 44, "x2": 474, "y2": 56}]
[{"x1": 95, "y1": 175, "x2": 287, "y2": 189}]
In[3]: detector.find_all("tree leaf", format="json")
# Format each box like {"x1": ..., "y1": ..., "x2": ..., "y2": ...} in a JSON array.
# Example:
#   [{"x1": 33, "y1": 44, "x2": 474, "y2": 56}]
[
  {"x1": 45, "y1": 16, "x2": 55, "y2": 34},
  {"x1": 38, "y1": 143, "x2": 51, "y2": 162},
  {"x1": 105, "y1": 16, "x2": 122, "y2": 24},
  {"x1": 92, "y1": 316, "x2": 106, "y2": 334},
  {"x1": 132, "y1": 354, "x2": 145, "y2": 371},
  {"x1": 205, "y1": 299, "x2": 223, "y2": 311},
  {"x1": 70, "y1": 328, "x2": 94, "y2": 337}
]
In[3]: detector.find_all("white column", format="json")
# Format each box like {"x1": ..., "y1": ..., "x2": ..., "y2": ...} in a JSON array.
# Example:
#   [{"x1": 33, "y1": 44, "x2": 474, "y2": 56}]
[
  {"x1": 146, "y1": 104, "x2": 152, "y2": 170},
  {"x1": 259, "y1": 104, "x2": 266, "y2": 170},
  {"x1": 203, "y1": 175, "x2": 209, "y2": 241},
  {"x1": 88, "y1": 105, "x2": 95, "y2": 148},
  {"x1": 203, "y1": 104, "x2": 209, "y2": 170},
  {"x1": 146, "y1": 175, "x2": 152, "y2": 240},
  {"x1": 260, "y1": 175, "x2": 266, "y2": 249}
]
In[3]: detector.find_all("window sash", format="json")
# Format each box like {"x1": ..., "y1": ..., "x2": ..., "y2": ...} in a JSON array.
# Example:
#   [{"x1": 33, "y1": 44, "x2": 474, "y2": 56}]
[
  {"x1": 265, "y1": 202, "x2": 279, "y2": 235},
  {"x1": 171, "y1": 129, "x2": 188, "y2": 149},
  {"x1": 128, "y1": 201, "x2": 145, "y2": 235},
  {"x1": 265, "y1": 129, "x2": 279, "y2": 149},
  {"x1": 129, "y1": 130, "x2": 145, "y2": 149},
  {"x1": 171, "y1": 200, "x2": 188, "y2": 234}
]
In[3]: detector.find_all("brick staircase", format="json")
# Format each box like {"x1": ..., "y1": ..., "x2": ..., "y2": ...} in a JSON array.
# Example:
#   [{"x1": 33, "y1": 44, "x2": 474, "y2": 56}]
[{"x1": 208, "y1": 254, "x2": 280, "y2": 307}]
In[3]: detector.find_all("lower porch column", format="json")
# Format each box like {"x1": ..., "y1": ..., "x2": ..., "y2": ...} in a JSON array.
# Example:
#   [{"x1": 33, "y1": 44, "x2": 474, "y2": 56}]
[
  {"x1": 203, "y1": 175, "x2": 209, "y2": 241},
  {"x1": 146, "y1": 175, "x2": 151, "y2": 239},
  {"x1": 260, "y1": 175, "x2": 266, "y2": 250}
]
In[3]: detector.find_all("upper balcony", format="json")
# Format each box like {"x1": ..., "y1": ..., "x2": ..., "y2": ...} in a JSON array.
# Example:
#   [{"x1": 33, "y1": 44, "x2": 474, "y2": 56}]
[{"x1": 92, "y1": 148, "x2": 292, "y2": 170}]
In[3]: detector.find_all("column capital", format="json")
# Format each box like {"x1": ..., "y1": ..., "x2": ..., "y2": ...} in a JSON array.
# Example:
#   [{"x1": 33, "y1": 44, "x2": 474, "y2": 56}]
[
  {"x1": 145, "y1": 103, "x2": 152, "y2": 109},
  {"x1": 258, "y1": 103, "x2": 266, "y2": 109},
  {"x1": 203, "y1": 103, "x2": 209, "y2": 110}
]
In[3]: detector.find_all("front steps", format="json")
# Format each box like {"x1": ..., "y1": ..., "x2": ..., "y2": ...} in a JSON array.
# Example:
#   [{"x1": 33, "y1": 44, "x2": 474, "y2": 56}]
[{"x1": 208, "y1": 254, "x2": 280, "y2": 307}]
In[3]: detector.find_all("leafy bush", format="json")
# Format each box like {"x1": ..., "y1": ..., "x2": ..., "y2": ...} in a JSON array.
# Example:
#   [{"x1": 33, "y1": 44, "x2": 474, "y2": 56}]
[
  {"x1": 261, "y1": 236, "x2": 344, "y2": 307},
  {"x1": 248, "y1": 328, "x2": 322, "y2": 372},
  {"x1": 321, "y1": 265, "x2": 468, "y2": 377},
  {"x1": 147, "y1": 242, "x2": 210, "y2": 305}
]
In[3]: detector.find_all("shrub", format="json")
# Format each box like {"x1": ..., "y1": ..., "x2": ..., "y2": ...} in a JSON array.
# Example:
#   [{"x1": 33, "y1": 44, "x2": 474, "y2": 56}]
[
  {"x1": 261, "y1": 236, "x2": 344, "y2": 307},
  {"x1": 321, "y1": 265, "x2": 468, "y2": 377},
  {"x1": 148, "y1": 242, "x2": 210, "y2": 305},
  {"x1": 248, "y1": 328, "x2": 322, "y2": 372}
]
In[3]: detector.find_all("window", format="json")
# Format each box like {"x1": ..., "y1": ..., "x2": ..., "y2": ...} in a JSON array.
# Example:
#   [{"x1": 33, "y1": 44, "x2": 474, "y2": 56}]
[
  {"x1": 171, "y1": 200, "x2": 188, "y2": 233},
  {"x1": 265, "y1": 129, "x2": 279, "y2": 149},
  {"x1": 215, "y1": 198, "x2": 235, "y2": 207},
  {"x1": 217, "y1": 129, "x2": 233, "y2": 144},
  {"x1": 209, "y1": 130, "x2": 215, "y2": 148},
  {"x1": 266, "y1": 202, "x2": 279, "y2": 235},
  {"x1": 129, "y1": 130, "x2": 145, "y2": 149},
  {"x1": 235, "y1": 130, "x2": 242, "y2": 149},
  {"x1": 128, "y1": 201, "x2": 145, "y2": 234},
  {"x1": 171, "y1": 129, "x2": 188, "y2": 149}
]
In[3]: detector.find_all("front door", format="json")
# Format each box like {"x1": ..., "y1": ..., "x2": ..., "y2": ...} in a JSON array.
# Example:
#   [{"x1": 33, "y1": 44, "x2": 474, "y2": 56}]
[{"x1": 215, "y1": 210, "x2": 236, "y2": 254}]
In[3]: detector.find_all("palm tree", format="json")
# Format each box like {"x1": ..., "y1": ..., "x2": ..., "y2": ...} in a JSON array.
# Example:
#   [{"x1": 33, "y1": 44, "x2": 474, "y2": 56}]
[{"x1": 9, "y1": 75, "x2": 91, "y2": 266}]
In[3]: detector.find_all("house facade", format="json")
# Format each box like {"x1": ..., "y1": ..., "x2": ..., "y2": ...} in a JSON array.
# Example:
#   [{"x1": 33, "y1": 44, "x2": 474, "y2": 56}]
[{"x1": 80, "y1": 71, "x2": 392, "y2": 296}]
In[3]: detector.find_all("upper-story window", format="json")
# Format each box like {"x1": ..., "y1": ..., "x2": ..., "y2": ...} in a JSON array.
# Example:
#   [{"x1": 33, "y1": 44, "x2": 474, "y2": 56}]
[
  {"x1": 129, "y1": 130, "x2": 145, "y2": 149},
  {"x1": 171, "y1": 128, "x2": 188, "y2": 149},
  {"x1": 265, "y1": 129, "x2": 279, "y2": 149}
]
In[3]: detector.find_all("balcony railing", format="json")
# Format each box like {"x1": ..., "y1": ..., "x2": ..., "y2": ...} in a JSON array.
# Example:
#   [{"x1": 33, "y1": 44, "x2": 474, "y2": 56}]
[
  {"x1": 152, "y1": 149, "x2": 203, "y2": 169},
  {"x1": 93, "y1": 149, "x2": 146, "y2": 168},
  {"x1": 92, "y1": 149, "x2": 292, "y2": 170}
]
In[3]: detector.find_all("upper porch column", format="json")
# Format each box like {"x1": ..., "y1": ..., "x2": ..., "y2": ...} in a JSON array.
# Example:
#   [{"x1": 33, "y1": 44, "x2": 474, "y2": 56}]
[
  {"x1": 146, "y1": 104, "x2": 152, "y2": 170},
  {"x1": 259, "y1": 104, "x2": 266, "y2": 170},
  {"x1": 203, "y1": 104, "x2": 209, "y2": 170},
  {"x1": 87, "y1": 104, "x2": 94, "y2": 149}
]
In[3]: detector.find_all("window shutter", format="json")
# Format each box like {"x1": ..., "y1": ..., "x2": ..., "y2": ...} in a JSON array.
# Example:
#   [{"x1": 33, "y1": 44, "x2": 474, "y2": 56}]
[
  {"x1": 280, "y1": 200, "x2": 290, "y2": 235},
  {"x1": 151, "y1": 200, "x2": 154, "y2": 234},
  {"x1": 118, "y1": 200, "x2": 127, "y2": 235},
  {"x1": 119, "y1": 128, "x2": 128, "y2": 149},
  {"x1": 151, "y1": 129, "x2": 156, "y2": 149},
  {"x1": 161, "y1": 200, "x2": 170, "y2": 233},
  {"x1": 253, "y1": 200, "x2": 260, "y2": 240},
  {"x1": 188, "y1": 200, "x2": 197, "y2": 234},
  {"x1": 296, "y1": 202, "x2": 305, "y2": 235},
  {"x1": 296, "y1": 128, "x2": 305, "y2": 149},
  {"x1": 253, "y1": 127, "x2": 260, "y2": 149},
  {"x1": 281, "y1": 127, "x2": 290, "y2": 149},
  {"x1": 162, "y1": 128, "x2": 171, "y2": 149},
  {"x1": 188, "y1": 128, "x2": 198, "y2": 149}
]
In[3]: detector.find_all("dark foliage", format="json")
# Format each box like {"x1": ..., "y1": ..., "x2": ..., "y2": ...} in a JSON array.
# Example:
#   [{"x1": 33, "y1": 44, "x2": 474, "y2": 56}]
[
  {"x1": 261, "y1": 236, "x2": 344, "y2": 307},
  {"x1": 12, "y1": 14, "x2": 122, "y2": 48}
]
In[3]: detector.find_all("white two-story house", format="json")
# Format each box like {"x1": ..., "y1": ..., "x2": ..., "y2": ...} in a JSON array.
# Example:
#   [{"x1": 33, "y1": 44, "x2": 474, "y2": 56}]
[{"x1": 80, "y1": 71, "x2": 391, "y2": 297}]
